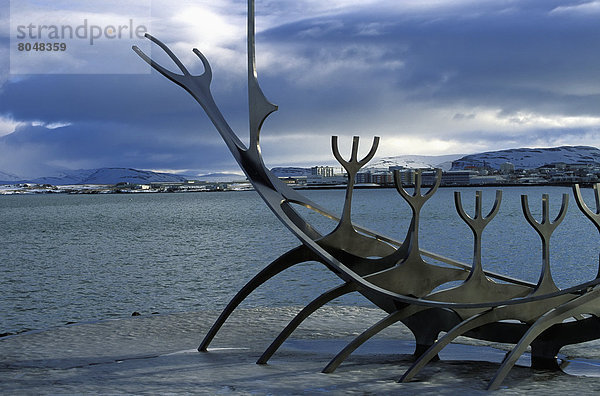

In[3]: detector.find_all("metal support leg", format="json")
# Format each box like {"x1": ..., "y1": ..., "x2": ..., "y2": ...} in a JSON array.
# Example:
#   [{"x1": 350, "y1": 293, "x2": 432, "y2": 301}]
[
  {"x1": 322, "y1": 306, "x2": 425, "y2": 373},
  {"x1": 257, "y1": 283, "x2": 358, "y2": 364},
  {"x1": 488, "y1": 289, "x2": 600, "y2": 390},
  {"x1": 401, "y1": 309, "x2": 500, "y2": 382},
  {"x1": 199, "y1": 245, "x2": 317, "y2": 351}
]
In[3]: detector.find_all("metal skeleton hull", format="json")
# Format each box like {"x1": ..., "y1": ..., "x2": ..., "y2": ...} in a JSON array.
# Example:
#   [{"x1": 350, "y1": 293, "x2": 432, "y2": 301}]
[{"x1": 133, "y1": 0, "x2": 600, "y2": 390}]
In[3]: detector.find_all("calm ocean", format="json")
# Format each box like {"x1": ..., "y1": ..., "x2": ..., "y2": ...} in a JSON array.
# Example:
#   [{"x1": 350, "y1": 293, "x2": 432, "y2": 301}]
[{"x1": 1, "y1": 186, "x2": 599, "y2": 334}]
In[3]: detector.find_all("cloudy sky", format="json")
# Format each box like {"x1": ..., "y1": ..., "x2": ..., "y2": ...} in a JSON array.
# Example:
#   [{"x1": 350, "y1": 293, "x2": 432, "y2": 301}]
[{"x1": 1, "y1": 0, "x2": 599, "y2": 178}]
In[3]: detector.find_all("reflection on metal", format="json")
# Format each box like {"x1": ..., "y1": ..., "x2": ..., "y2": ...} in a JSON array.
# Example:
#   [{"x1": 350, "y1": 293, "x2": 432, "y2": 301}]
[{"x1": 133, "y1": 0, "x2": 600, "y2": 390}]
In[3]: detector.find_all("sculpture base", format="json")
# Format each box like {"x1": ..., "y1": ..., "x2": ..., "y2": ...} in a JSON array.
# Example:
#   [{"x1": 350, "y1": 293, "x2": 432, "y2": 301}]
[
  {"x1": 2, "y1": 307, "x2": 597, "y2": 394},
  {"x1": 413, "y1": 343, "x2": 440, "y2": 361}
]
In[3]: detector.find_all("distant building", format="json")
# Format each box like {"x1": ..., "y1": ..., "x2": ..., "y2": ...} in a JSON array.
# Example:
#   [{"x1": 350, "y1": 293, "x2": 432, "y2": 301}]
[
  {"x1": 371, "y1": 172, "x2": 393, "y2": 186},
  {"x1": 500, "y1": 162, "x2": 515, "y2": 174},
  {"x1": 518, "y1": 176, "x2": 547, "y2": 184},
  {"x1": 470, "y1": 175, "x2": 506, "y2": 185},
  {"x1": 554, "y1": 162, "x2": 568, "y2": 171},
  {"x1": 356, "y1": 172, "x2": 371, "y2": 184},
  {"x1": 306, "y1": 175, "x2": 346, "y2": 185},
  {"x1": 441, "y1": 171, "x2": 475, "y2": 185},
  {"x1": 311, "y1": 166, "x2": 335, "y2": 177},
  {"x1": 420, "y1": 170, "x2": 474, "y2": 186},
  {"x1": 392, "y1": 168, "x2": 416, "y2": 186},
  {"x1": 420, "y1": 170, "x2": 444, "y2": 186}
]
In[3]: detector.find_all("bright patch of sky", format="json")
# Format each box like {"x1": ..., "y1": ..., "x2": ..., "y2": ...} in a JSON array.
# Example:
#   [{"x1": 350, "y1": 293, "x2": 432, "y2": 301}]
[{"x1": 0, "y1": 115, "x2": 22, "y2": 136}]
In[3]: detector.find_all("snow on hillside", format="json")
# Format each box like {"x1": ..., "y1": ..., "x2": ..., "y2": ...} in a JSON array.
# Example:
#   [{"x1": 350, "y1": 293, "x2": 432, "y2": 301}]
[
  {"x1": 29, "y1": 169, "x2": 97, "y2": 185},
  {"x1": 451, "y1": 146, "x2": 600, "y2": 170},
  {"x1": 270, "y1": 155, "x2": 463, "y2": 176},
  {"x1": 0, "y1": 171, "x2": 22, "y2": 183},
  {"x1": 195, "y1": 173, "x2": 247, "y2": 182},
  {"x1": 30, "y1": 168, "x2": 188, "y2": 185},
  {"x1": 4, "y1": 146, "x2": 600, "y2": 185},
  {"x1": 366, "y1": 154, "x2": 464, "y2": 171}
]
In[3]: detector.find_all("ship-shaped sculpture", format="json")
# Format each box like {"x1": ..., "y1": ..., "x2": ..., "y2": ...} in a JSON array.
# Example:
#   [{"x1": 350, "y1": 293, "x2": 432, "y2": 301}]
[{"x1": 133, "y1": 0, "x2": 600, "y2": 390}]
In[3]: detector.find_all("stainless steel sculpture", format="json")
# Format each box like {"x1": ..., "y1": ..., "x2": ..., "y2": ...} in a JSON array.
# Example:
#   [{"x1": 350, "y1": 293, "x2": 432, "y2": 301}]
[{"x1": 133, "y1": 0, "x2": 600, "y2": 390}]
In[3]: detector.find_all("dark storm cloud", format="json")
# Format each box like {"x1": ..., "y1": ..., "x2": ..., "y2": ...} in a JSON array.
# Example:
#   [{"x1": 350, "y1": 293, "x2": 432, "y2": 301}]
[
  {"x1": 1, "y1": 0, "x2": 599, "y2": 176},
  {"x1": 0, "y1": 122, "x2": 234, "y2": 177},
  {"x1": 261, "y1": 0, "x2": 600, "y2": 116}
]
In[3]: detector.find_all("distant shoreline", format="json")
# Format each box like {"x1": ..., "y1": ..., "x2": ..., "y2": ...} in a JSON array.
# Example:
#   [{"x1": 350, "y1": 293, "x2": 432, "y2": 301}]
[
  {"x1": 295, "y1": 181, "x2": 592, "y2": 190},
  {"x1": 1, "y1": 181, "x2": 595, "y2": 195}
]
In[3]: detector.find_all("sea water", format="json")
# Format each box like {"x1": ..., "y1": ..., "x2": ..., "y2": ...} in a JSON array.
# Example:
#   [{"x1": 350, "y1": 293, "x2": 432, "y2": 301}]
[{"x1": 1, "y1": 186, "x2": 599, "y2": 334}]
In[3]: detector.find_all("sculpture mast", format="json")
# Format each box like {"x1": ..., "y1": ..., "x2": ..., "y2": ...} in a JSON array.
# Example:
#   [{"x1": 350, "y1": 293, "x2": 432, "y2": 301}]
[{"x1": 247, "y1": 0, "x2": 278, "y2": 154}]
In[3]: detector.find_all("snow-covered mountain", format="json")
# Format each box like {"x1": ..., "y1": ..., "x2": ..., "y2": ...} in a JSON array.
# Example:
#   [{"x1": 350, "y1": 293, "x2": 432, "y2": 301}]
[
  {"x1": 451, "y1": 146, "x2": 600, "y2": 171},
  {"x1": 195, "y1": 172, "x2": 247, "y2": 182},
  {"x1": 3, "y1": 146, "x2": 600, "y2": 185},
  {"x1": 270, "y1": 155, "x2": 463, "y2": 176},
  {"x1": 0, "y1": 171, "x2": 21, "y2": 183},
  {"x1": 366, "y1": 154, "x2": 464, "y2": 171},
  {"x1": 4, "y1": 168, "x2": 189, "y2": 185}
]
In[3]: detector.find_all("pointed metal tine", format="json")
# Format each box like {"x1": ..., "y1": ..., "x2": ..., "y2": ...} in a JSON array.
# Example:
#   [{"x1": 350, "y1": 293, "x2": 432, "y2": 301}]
[
  {"x1": 192, "y1": 48, "x2": 213, "y2": 80},
  {"x1": 350, "y1": 136, "x2": 360, "y2": 162},
  {"x1": 542, "y1": 194, "x2": 550, "y2": 225},
  {"x1": 521, "y1": 195, "x2": 537, "y2": 229},
  {"x1": 573, "y1": 183, "x2": 583, "y2": 204},
  {"x1": 553, "y1": 193, "x2": 569, "y2": 225},
  {"x1": 595, "y1": 184, "x2": 600, "y2": 214},
  {"x1": 331, "y1": 136, "x2": 348, "y2": 168},
  {"x1": 332, "y1": 135, "x2": 379, "y2": 173},
  {"x1": 522, "y1": 193, "x2": 567, "y2": 237},
  {"x1": 132, "y1": 45, "x2": 180, "y2": 83},
  {"x1": 486, "y1": 190, "x2": 502, "y2": 220},
  {"x1": 144, "y1": 33, "x2": 191, "y2": 76},
  {"x1": 574, "y1": 184, "x2": 599, "y2": 219},
  {"x1": 132, "y1": 44, "x2": 152, "y2": 66},
  {"x1": 393, "y1": 170, "x2": 411, "y2": 201},
  {"x1": 455, "y1": 190, "x2": 501, "y2": 228},
  {"x1": 574, "y1": 183, "x2": 600, "y2": 233},
  {"x1": 475, "y1": 191, "x2": 483, "y2": 219},
  {"x1": 574, "y1": 184, "x2": 590, "y2": 218},
  {"x1": 413, "y1": 170, "x2": 422, "y2": 197},
  {"x1": 358, "y1": 136, "x2": 380, "y2": 166},
  {"x1": 423, "y1": 168, "x2": 442, "y2": 199},
  {"x1": 454, "y1": 191, "x2": 472, "y2": 223}
]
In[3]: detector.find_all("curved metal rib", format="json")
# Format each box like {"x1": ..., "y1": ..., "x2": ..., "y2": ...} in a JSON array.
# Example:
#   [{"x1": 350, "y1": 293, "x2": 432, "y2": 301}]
[
  {"x1": 487, "y1": 287, "x2": 600, "y2": 390},
  {"x1": 401, "y1": 289, "x2": 583, "y2": 383},
  {"x1": 257, "y1": 283, "x2": 358, "y2": 364},
  {"x1": 199, "y1": 245, "x2": 317, "y2": 351},
  {"x1": 573, "y1": 183, "x2": 600, "y2": 227},
  {"x1": 573, "y1": 183, "x2": 600, "y2": 278},
  {"x1": 322, "y1": 306, "x2": 426, "y2": 373},
  {"x1": 402, "y1": 192, "x2": 573, "y2": 382},
  {"x1": 400, "y1": 308, "x2": 500, "y2": 382},
  {"x1": 397, "y1": 190, "x2": 527, "y2": 382}
]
